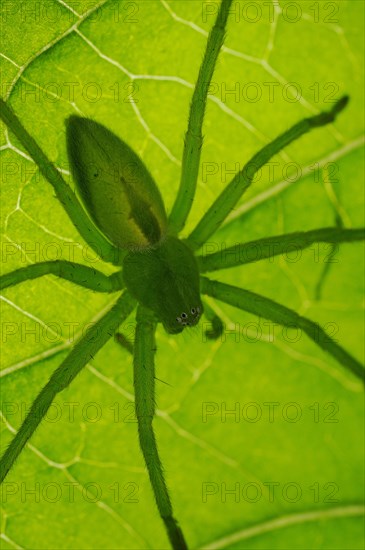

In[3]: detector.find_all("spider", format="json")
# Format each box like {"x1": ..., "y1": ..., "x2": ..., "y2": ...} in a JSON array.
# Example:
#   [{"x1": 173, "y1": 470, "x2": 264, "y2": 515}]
[{"x1": 0, "y1": 1, "x2": 364, "y2": 549}]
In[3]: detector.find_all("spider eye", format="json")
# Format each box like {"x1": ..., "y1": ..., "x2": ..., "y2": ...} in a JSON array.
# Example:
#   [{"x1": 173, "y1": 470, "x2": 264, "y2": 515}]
[
  {"x1": 181, "y1": 312, "x2": 187, "y2": 319},
  {"x1": 176, "y1": 317, "x2": 181, "y2": 323},
  {"x1": 191, "y1": 308, "x2": 196, "y2": 315}
]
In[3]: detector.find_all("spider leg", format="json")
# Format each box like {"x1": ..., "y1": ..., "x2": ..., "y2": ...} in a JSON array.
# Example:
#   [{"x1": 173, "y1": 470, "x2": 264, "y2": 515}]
[
  {"x1": 0, "y1": 98, "x2": 123, "y2": 266},
  {"x1": 0, "y1": 291, "x2": 136, "y2": 483},
  {"x1": 114, "y1": 331, "x2": 134, "y2": 354},
  {"x1": 187, "y1": 96, "x2": 350, "y2": 251},
  {"x1": 196, "y1": 227, "x2": 365, "y2": 272},
  {"x1": 168, "y1": 0, "x2": 233, "y2": 235},
  {"x1": 200, "y1": 276, "x2": 364, "y2": 383},
  {"x1": 133, "y1": 305, "x2": 188, "y2": 550},
  {"x1": 314, "y1": 216, "x2": 344, "y2": 301},
  {"x1": 0, "y1": 260, "x2": 124, "y2": 292}
]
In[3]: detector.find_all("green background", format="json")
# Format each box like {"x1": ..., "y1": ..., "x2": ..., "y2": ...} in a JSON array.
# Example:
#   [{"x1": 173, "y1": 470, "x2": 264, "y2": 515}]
[{"x1": 0, "y1": 1, "x2": 364, "y2": 548}]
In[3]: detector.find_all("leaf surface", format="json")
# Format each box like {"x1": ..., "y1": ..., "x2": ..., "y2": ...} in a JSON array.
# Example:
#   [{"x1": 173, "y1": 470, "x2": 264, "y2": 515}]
[{"x1": 1, "y1": 1, "x2": 364, "y2": 549}]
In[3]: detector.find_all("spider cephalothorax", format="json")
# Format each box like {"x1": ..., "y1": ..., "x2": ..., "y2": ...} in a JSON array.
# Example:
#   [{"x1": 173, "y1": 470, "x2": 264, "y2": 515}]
[{"x1": 123, "y1": 236, "x2": 203, "y2": 334}]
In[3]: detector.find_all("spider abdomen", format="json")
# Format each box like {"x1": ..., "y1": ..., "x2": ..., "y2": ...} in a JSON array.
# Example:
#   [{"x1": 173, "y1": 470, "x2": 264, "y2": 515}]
[{"x1": 66, "y1": 116, "x2": 167, "y2": 251}]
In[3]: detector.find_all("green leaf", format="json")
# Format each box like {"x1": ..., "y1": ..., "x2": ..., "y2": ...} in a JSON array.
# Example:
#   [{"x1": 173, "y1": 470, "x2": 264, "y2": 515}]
[{"x1": 1, "y1": 1, "x2": 364, "y2": 549}]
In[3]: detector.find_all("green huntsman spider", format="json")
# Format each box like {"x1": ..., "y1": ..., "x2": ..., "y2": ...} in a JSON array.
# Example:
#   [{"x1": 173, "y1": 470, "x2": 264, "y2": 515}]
[{"x1": 0, "y1": 1, "x2": 364, "y2": 548}]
